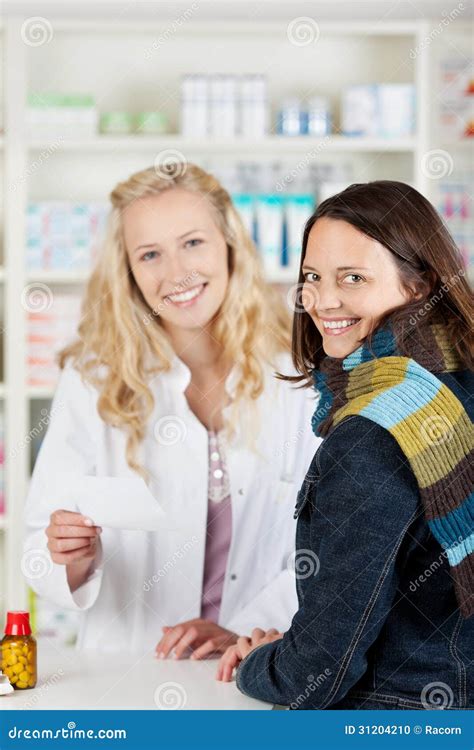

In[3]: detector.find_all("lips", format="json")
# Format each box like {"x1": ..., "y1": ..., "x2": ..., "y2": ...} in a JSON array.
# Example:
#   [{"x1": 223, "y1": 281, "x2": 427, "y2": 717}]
[
  {"x1": 320, "y1": 318, "x2": 361, "y2": 336},
  {"x1": 164, "y1": 283, "x2": 208, "y2": 307}
]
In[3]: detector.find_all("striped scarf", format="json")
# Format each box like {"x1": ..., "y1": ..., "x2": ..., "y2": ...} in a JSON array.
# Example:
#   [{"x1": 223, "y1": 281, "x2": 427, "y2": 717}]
[{"x1": 311, "y1": 322, "x2": 473, "y2": 618}]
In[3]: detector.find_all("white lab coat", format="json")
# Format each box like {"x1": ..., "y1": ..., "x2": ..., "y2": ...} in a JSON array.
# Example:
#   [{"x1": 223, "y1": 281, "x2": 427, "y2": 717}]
[{"x1": 23, "y1": 352, "x2": 320, "y2": 653}]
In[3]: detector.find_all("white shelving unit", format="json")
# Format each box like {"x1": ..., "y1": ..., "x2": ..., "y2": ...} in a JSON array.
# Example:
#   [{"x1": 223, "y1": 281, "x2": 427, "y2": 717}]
[
  {"x1": 28, "y1": 134, "x2": 419, "y2": 153},
  {"x1": 0, "y1": 9, "x2": 471, "y2": 621}
]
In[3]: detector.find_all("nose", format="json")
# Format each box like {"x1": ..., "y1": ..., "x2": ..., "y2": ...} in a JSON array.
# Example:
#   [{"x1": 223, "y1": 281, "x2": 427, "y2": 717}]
[
  {"x1": 315, "y1": 279, "x2": 343, "y2": 313},
  {"x1": 163, "y1": 252, "x2": 190, "y2": 289}
]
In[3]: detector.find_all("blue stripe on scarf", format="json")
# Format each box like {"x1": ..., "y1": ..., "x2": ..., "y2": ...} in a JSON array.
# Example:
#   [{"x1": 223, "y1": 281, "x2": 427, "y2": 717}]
[
  {"x1": 445, "y1": 531, "x2": 474, "y2": 567},
  {"x1": 429, "y1": 492, "x2": 474, "y2": 554},
  {"x1": 311, "y1": 327, "x2": 397, "y2": 435},
  {"x1": 311, "y1": 370, "x2": 333, "y2": 427},
  {"x1": 359, "y1": 360, "x2": 443, "y2": 428},
  {"x1": 342, "y1": 328, "x2": 396, "y2": 371}
]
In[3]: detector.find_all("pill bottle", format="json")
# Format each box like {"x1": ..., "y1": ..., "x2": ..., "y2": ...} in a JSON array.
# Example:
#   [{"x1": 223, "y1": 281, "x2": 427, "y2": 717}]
[{"x1": 1, "y1": 611, "x2": 37, "y2": 689}]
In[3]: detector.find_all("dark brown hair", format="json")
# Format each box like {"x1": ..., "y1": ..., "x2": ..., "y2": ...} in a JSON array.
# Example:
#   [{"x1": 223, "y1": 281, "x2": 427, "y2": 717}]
[{"x1": 280, "y1": 180, "x2": 473, "y2": 387}]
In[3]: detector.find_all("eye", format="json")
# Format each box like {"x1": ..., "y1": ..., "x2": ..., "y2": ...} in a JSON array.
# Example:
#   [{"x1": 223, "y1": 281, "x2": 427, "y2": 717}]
[
  {"x1": 343, "y1": 273, "x2": 364, "y2": 284},
  {"x1": 142, "y1": 250, "x2": 160, "y2": 262},
  {"x1": 184, "y1": 238, "x2": 203, "y2": 248},
  {"x1": 303, "y1": 272, "x2": 319, "y2": 283}
]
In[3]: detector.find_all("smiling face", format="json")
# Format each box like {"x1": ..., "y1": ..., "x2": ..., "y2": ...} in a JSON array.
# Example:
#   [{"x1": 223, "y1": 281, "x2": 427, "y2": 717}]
[
  {"x1": 301, "y1": 217, "x2": 414, "y2": 359},
  {"x1": 123, "y1": 188, "x2": 229, "y2": 334}
]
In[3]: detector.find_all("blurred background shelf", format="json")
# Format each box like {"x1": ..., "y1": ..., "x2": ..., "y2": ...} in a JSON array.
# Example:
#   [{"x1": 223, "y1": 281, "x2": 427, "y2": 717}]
[
  {"x1": 25, "y1": 270, "x2": 90, "y2": 284},
  {"x1": 28, "y1": 135, "x2": 419, "y2": 153}
]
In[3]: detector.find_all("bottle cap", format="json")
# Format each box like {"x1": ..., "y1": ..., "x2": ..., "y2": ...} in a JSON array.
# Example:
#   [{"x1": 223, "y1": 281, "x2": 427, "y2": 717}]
[{"x1": 4, "y1": 611, "x2": 32, "y2": 636}]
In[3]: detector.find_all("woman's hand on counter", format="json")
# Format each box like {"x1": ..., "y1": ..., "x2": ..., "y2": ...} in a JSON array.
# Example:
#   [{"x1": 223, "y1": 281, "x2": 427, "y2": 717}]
[
  {"x1": 155, "y1": 618, "x2": 239, "y2": 661},
  {"x1": 45, "y1": 509, "x2": 102, "y2": 592},
  {"x1": 216, "y1": 628, "x2": 284, "y2": 682}
]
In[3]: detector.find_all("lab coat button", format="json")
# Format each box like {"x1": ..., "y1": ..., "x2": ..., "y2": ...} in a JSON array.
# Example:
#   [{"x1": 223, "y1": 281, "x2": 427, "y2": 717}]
[
  {"x1": 238, "y1": 488, "x2": 244, "y2": 495},
  {"x1": 230, "y1": 574, "x2": 237, "y2": 580}
]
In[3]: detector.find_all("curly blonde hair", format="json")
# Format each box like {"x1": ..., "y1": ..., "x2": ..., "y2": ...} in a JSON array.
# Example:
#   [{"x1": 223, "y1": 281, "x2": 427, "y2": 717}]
[{"x1": 58, "y1": 163, "x2": 291, "y2": 482}]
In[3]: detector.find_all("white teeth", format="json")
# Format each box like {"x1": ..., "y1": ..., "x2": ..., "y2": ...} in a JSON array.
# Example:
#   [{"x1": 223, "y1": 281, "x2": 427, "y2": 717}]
[
  {"x1": 166, "y1": 284, "x2": 204, "y2": 303},
  {"x1": 322, "y1": 319, "x2": 359, "y2": 329}
]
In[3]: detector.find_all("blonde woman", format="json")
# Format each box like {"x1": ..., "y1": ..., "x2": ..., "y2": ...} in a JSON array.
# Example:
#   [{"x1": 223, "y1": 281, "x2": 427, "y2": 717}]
[{"x1": 23, "y1": 163, "x2": 318, "y2": 656}]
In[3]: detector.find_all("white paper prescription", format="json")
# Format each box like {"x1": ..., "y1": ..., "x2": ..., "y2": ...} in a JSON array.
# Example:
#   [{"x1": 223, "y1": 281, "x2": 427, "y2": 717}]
[{"x1": 69, "y1": 475, "x2": 169, "y2": 532}]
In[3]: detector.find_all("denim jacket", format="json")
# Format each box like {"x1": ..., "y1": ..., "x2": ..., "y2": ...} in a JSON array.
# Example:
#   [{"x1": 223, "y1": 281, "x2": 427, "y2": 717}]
[{"x1": 236, "y1": 369, "x2": 474, "y2": 710}]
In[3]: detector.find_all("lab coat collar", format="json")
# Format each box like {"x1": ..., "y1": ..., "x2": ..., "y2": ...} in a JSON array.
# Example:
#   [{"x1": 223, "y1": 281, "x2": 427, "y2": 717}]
[{"x1": 157, "y1": 353, "x2": 243, "y2": 400}]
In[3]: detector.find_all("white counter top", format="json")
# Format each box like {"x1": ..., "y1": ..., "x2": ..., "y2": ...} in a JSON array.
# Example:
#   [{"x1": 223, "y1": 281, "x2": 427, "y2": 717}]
[{"x1": 0, "y1": 640, "x2": 272, "y2": 710}]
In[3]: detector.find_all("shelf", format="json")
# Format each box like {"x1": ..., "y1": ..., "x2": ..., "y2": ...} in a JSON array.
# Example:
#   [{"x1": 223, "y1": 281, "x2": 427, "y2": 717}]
[
  {"x1": 25, "y1": 269, "x2": 297, "y2": 284},
  {"x1": 26, "y1": 270, "x2": 89, "y2": 285},
  {"x1": 26, "y1": 269, "x2": 297, "y2": 285},
  {"x1": 32, "y1": 18, "x2": 426, "y2": 36},
  {"x1": 27, "y1": 135, "x2": 419, "y2": 155},
  {"x1": 436, "y1": 139, "x2": 474, "y2": 151}
]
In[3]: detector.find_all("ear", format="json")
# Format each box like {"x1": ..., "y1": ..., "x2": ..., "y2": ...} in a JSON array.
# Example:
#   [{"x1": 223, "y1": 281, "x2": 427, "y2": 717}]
[
  {"x1": 412, "y1": 287, "x2": 424, "y2": 302},
  {"x1": 411, "y1": 270, "x2": 436, "y2": 301}
]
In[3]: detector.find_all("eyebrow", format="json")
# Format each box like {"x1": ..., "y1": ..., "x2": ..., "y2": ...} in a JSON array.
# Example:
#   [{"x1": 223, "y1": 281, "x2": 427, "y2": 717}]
[
  {"x1": 134, "y1": 229, "x2": 204, "y2": 255},
  {"x1": 302, "y1": 265, "x2": 371, "y2": 272}
]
